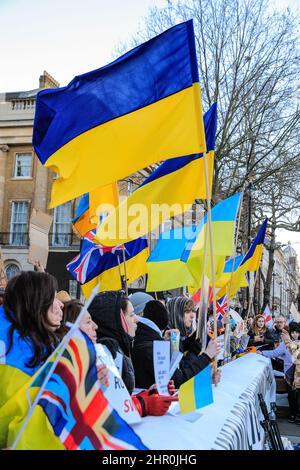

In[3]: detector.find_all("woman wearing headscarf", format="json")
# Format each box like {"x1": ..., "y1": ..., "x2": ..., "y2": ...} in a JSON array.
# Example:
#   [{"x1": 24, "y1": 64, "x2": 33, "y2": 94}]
[
  {"x1": 89, "y1": 291, "x2": 178, "y2": 418},
  {"x1": 166, "y1": 296, "x2": 221, "y2": 386}
]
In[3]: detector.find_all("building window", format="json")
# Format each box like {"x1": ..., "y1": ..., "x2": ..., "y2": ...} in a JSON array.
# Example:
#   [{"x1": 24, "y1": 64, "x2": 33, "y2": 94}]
[
  {"x1": 5, "y1": 263, "x2": 20, "y2": 281},
  {"x1": 52, "y1": 202, "x2": 72, "y2": 246},
  {"x1": 14, "y1": 153, "x2": 32, "y2": 178},
  {"x1": 9, "y1": 201, "x2": 29, "y2": 246}
]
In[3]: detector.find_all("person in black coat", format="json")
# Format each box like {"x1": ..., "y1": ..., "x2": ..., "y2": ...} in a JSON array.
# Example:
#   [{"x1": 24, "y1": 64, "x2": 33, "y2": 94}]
[
  {"x1": 132, "y1": 300, "x2": 220, "y2": 389},
  {"x1": 88, "y1": 291, "x2": 177, "y2": 417}
]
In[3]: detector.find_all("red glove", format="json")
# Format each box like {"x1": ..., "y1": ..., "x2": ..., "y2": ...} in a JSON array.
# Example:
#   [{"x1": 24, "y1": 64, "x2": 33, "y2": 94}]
[{"x1": 133, "y1": 390, "x2": 178, "y2": 417}]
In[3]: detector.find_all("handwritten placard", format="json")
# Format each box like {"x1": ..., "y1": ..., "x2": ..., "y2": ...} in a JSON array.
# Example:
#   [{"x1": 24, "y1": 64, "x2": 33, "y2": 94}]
[
  {"x1": 95, "y1": 343, "x2": 141, "y2": 424},
  {"x1": 153, "y1": 340, "x2": 170, "y2": 396}
]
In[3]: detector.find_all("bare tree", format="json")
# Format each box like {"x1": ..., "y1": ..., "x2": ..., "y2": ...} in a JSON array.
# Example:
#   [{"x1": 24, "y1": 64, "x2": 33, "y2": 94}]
[{"x1": 116, "y1": 0, "x2": 300, "y2": 299}]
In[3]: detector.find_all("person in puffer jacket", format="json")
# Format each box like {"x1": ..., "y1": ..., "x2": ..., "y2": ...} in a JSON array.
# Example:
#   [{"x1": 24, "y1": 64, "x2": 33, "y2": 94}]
[{"x1": 88, "y1": 291, "x2": 178, "y2": 418}]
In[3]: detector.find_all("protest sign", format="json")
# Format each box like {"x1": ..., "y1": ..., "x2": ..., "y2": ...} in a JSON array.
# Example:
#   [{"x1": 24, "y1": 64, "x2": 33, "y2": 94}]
[
  {"x1": 153, "y1": 340, "x2": 170, "y2": 396},
  {"x1": 95, "y1": 343, "x2": 141, "y2": 424},
  {"x1": 28, "y1": 209, "x2": 53, "y2": 267}
]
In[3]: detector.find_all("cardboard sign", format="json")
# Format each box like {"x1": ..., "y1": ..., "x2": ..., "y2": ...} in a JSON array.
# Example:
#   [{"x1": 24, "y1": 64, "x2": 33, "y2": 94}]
[
  {"x1": 94, "y1": 343, "x2": 141, "y2": 424},
  {"x1": 153, "y1": 340, "x2": 170, "y2": 396},
  {"x1": 28, "y1": 209, "x2": 53, "y2": 267}
]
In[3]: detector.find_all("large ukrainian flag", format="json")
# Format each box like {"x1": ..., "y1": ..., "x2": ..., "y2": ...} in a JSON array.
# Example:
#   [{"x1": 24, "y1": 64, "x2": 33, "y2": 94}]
[
  {"x1": 95, "y1": 104, "x2": 217, "y2": 246},
  {"x1": 216, "y1": 218, "x2": 268, "y2": 300},
  {"x1": 0, "y1": 306, "x2": 64, "y2": 449},
  {"x1": 181, "y1": 193, "x2": 242, "y2": 286},
  {"x1": 146, "y1": 227, "x2": 197, "y2": 292},
  {"x1": 33, "y1": 20, "x2": 206, "y2": 208}
]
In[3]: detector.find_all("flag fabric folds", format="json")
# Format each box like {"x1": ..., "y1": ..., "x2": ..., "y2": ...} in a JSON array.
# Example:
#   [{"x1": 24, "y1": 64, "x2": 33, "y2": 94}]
[
  {"x1": 146, "y1": 227, "x2": 197, "y2": 292},
  {"x1": 181, "y1": 193, "x2": 242, "y2": 286},
  {"x1": 33, "y1": 20, "x2": 206, "y2": 208},
  {"x1": 66, "y1": 230, "x2": 149, "y2": 297},
  {"x1": 216, "y1": 296, "x2": 229, "y2": 321},
  {"x1": 37, "y1": 329, "x2": 147, "y2": 450},
  {"x1": 95, "y1": 104, "x2": 217, "y2": 246},
  {"x1": 73, "y1": 183, "x2": 119, "y2": 237},
  {"x1": 179, "y1": 365, "x2": 213, "y2": 414},
  {"x1": 262, "y1": 305, "x2": 272, "y2": 328},
  {"x1": 217, "y1": 218, "x2": 268, "y2": 300}
]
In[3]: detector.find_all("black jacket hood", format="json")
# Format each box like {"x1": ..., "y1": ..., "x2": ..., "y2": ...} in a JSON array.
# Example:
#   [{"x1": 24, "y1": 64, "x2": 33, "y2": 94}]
[{"x1": 89, "y1": 291, "x2": 132, "y2": 357}]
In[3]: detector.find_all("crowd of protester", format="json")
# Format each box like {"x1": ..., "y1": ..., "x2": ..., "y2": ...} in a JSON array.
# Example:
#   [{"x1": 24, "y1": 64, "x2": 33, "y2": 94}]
[{"x1": 1, "y1": 265, "x2": 299, "y2": 437}]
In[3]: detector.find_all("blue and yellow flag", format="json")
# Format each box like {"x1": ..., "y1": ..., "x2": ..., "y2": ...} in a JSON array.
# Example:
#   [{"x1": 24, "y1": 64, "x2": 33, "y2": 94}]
[
  {"x1": 146, "y1": 227, "x2": 197, "y2": 292},
  {"x1": 0, "y1": 306, "x2": 64, "y2": 449},
  {"x1": 95, "y1": 104, "x2": 217, "y2": 246},
  {"x1": 215, "y1": 255, "x2": 248, "y2": 288},
  {"x1": 217, "y1": 218, "x2": 268, "y2": 300},
  {"x1": 179, "y1": 365, "x2": 213, "y2": 414},
  {"x1": 73, "y1": 183, "x2": 119, "y2": 237},
  {"x1": 33, "y1": 20, "x2": 206, "y2": 208},
  {"x1": 181, "y1": 193, "x2": 242, "y2": 286}
]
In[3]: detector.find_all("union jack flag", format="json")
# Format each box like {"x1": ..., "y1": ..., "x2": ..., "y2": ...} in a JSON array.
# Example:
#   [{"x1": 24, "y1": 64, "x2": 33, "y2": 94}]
[
  {"x1": 38, "y1": 329, "x2": 147, "y2": 450},
  {"x1": 66, "y1": 230, "x2": 124, "y2": 284},
  {"x1": 216, "y1": 295, "x2": 229, "y2": 321}
]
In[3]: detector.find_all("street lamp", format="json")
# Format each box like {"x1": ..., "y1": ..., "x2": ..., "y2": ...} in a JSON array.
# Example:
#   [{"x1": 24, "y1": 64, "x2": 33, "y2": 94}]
[{"x1": 279, "y1": 281, "x2": 283, "y2": 315}]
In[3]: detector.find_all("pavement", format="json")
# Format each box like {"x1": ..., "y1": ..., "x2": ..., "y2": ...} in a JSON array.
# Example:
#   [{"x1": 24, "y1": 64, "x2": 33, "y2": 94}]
[{"x1": 277, "y1": 418, "x2": 300, "y2": 445}]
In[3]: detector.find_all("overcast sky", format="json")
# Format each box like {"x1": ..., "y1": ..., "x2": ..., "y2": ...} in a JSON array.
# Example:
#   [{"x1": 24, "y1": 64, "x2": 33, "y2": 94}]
[{"x1": 1, "y1": 0, "x2": 299, "y2": 256}]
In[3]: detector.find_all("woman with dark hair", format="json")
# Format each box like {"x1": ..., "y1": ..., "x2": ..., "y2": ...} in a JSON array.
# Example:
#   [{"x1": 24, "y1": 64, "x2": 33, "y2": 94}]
[
  {"x1": 0, "y1": 271, "x2": 65, "y2": 450},
  {"x1": 248, "y1": 314, "x2": 275, "y2": 348},
  {"x1": 1, "y1": 271, "x2": 63, "y2": 377},
  {"x1": 89, "y1": 291, "x2": 178, "y2": 418}
]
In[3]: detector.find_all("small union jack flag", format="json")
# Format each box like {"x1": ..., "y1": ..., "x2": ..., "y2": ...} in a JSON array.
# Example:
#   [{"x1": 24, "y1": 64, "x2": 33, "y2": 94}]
[
  {"x1": 216, "y1": 295, "x2": 229, "y2": 321},
  {"x1": 66, "y1": 230, "x2": 124, "y2": 284}
]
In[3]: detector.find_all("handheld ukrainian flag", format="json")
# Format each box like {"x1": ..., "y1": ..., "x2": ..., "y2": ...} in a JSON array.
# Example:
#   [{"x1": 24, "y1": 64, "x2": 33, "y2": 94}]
[
  {"x1": 146, "y1": 227, "x2": 197, "y2": 292},
  {"x1": 215, "y1": 255, "x2": 248, "y2": 288},
  {"x1": 216, "y1": 218, "x2": 268, "y2": 300},
  {"x1": 33, "y1": 20, "x2": 206, "y2": 208},
  {"x1": 179, "y1": 365, "x2": 213, "y2": 414},
  {"x1": 73, "y1": 183, "x2": 119, "y2": 237},
  {"x1": 181, "y1": 193, "x2": 242, "y2": 286},
  {"x1": 95, "y1": 104, "x2": 217, "y2": 246}
]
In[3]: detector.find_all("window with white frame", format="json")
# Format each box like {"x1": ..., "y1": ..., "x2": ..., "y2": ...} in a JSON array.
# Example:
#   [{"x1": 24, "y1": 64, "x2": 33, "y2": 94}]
[
  {"x1": 5, "y1": 263, "x2": 20, "y2": 281},
  {"x1": 52, "y1": 202, "x2": 72, "y2": 246},
  {"x1": 10, "y1": 201, "x2": 29, "y2": 245},
  {"x1": 14, "y1": 153, "x2": 32, "y2": 178}
]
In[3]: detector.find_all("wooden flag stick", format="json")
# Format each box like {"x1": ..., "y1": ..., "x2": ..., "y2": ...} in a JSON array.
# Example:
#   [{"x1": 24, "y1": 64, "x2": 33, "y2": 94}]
[
  {"x1": 245, "y1": 268, "x2": 260, "y2": 320},
  {"x1": 228, "y1": 191, "x2": 244, "y2": 301},
  {"x1": 122, "y1": 247, "x2": 128, "y2": 296},
  {"x1": 202, "y1": 152, "x2": 219, "y2": 380},
  {"x1": 196, "y1": 205, "x2": 209, "y2": 341},
  {"x1": 11, "y1": 283, "x2": 100, "y2": 450}
]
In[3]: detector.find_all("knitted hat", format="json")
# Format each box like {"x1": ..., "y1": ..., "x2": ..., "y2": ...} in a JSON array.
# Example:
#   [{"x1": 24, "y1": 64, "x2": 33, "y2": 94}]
[
  {"x1": 129, "y1": 292, "x2": 153, "y2": 315},
  {"x1": 143, "y1": 300, "x2": 169, "y2": 331}
]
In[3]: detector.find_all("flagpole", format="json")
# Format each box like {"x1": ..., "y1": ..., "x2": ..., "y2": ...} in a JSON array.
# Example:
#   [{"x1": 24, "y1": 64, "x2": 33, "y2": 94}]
[
  {"x1": 227, "y1": 190, "x2": 244, "y2": 301},
  {"x1": 122, "y1": 247, "x2": 128, "y2": 296},
  {"x1": 196, "y1": 206, "x2": 209, "y2": 341},
  {"x1": 245, "y1": 268, "x2": 260, "y2": 320},
  {"x1": 11, "y1": 283, "x2": 100, "y2": 450},
  {"x1": 117, "y1": 253, "x2": 124, "y2": 291},
  {"x1": 202, "y1": 152, "x2": 218, "y2": 373}
]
